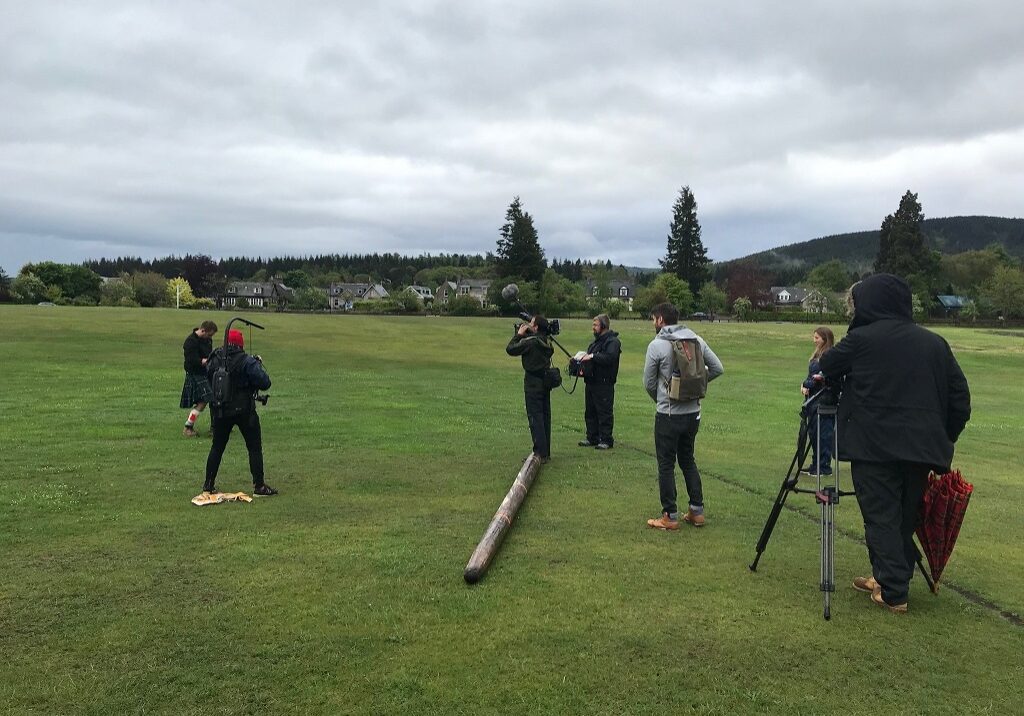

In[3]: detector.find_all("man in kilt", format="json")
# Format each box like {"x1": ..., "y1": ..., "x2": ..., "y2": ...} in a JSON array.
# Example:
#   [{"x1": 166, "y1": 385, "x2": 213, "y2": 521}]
[{"x1": 181, "y1": 320, "x2": 217, "y2": 436}]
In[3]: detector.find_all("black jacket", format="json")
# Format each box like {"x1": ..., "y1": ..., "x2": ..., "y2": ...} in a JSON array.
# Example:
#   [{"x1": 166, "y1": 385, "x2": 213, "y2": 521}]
[
  {"x1": 584, "y1": 330, "x2": 621, "y2": 384},
  {"x1": 506, "y1": 332, "x2": 555, "y2": 393},
  {"x1": 183, "y1": 329, "x2": 213, "y2": 375},
  {"x1": 206, "y1": 346, "x2": 272, "y2": 415},
  {"x1": 819, "y1": 274, "x2": 971, "y2": 469}
]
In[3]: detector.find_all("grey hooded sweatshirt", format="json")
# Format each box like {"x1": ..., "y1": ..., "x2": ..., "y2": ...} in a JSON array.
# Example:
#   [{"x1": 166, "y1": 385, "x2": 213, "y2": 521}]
[{"x1": 643, "y1": 325, "x2": 724, "y2": 415}]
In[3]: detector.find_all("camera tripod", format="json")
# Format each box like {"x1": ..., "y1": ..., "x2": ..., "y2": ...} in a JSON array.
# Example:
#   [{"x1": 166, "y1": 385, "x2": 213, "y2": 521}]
[
  {"x1": 748, "y1": 389, "x2": 933, "y2": 619},
  {"x1": 747, "y1": 389, "x2": 851, "y2": 620}
]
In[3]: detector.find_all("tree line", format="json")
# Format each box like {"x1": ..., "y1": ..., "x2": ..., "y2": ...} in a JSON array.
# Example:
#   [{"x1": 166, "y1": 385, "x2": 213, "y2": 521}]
[{"x1": 3, "y1": 188, "x2": 1023, "y2": 319}]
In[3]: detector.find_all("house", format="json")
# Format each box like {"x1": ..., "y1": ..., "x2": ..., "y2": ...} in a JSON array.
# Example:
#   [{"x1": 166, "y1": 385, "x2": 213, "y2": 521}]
[
  {"x1": 936, "y1": 295, "x2": 969, "y2": 316},
  {"x1": 770, "y1": 286, "x2": 808, "y2": 309},
  {"x1": 800, "y1": 289, "x2": 831, "y2": 313},
  {"x1": 585, "y1": 279, "x2": 636, "y2": 310},
  {"x1": 404, "y1": 285, "x2": 434, "y2": 302},
  {"x1": 434, "y1": 281, "x2": 458, "y2": 306},
  {"x1": 768, "y1": 286, "x2": 837, "y2": 313},
  {"x1": 219, "y1": 279, "x2": 293, "y2": 309},
  {"x1": 456, "y1": 278, "x2": 492, "y2": 307},
  {"x1": 328, "y1": 282, "x2": 390, "y2": 311}
]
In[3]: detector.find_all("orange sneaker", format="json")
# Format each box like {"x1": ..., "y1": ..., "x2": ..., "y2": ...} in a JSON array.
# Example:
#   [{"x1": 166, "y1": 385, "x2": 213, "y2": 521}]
[
  {"x1": 681, "y1": 509, "x2": 705, "y2": 527},
  {"x1": 871, "y1": 586, "x2": 908, "y2": 614},
  {"x1": 647, "y1": 512, "x2": 679, "y2": 530},
  {"x1": 853, "y1": 576, "x2": 878, "y2": 593}
]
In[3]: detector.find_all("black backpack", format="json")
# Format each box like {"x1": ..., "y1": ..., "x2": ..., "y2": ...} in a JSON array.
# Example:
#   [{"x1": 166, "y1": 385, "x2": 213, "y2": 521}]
[{"x1": 209, "y1": 348, "x2": 251, "y2": 417}]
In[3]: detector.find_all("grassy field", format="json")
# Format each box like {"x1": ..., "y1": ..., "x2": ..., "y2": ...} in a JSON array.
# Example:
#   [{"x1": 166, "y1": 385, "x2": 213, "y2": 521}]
[{"x1": 1, "y1": 305, "x2": 1022, "y2": 715}]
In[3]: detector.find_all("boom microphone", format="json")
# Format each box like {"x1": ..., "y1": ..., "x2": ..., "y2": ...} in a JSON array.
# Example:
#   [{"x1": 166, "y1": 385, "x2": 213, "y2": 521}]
[{"x1": 501, "y1": 283, "x2": 519, "y2": 301}]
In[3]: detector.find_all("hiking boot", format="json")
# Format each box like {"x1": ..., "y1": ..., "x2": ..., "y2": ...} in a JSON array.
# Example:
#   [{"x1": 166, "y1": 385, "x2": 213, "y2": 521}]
[
  {"x1": 253, "y1": 483, "x2": 278, "y2": 497},
  {"x1": 853, "y1": 576, "x2": 878, "y2": 593},
  {"x1": 647, "y1": 512, "x2": 679, "y2": 530},
  {"x1": 578, "y1": 440, "x2": 597, "y2": 447},
  {"x1": 595, "y1": 442, "x2": 612, "y2": 450},
  {"x1": 681, "y1": 508, "x2": 705, "y2": 527},
  {"x1": 183, "y1": 426, "x2": 199, "y2": 437},
  {"x1": 871, "y1": 586, "x2": 908, "y2": 614}
]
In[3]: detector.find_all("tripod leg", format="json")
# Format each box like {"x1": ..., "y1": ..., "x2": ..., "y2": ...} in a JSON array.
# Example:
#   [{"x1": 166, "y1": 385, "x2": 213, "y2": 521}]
[
  {"x1": 749, "y1": 476, "x2": 795, "y2": 571},
  {"x1": 749, "y1": 414, "x2": 812, "y2": 572}
]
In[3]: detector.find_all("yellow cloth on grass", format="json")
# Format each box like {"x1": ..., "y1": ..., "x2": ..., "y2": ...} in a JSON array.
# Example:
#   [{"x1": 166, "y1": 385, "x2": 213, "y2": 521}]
[{"x1": 191, "y1": 491, "x2": 253, "y2": 506}]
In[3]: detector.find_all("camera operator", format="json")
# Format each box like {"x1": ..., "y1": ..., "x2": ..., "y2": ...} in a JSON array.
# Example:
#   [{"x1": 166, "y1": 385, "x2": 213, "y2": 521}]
[
  {"x1": 506, "y1": 315, "x2": 556, "y2": 463},
  {"x1": 577, "y1": 314, "x2": 621, "y2": 450},
  {"x1": 819, "y1": 274, "x2": 970, "y2": 613},
  {"x1": 203, "y1": 329, "x2": 278, "y2": 497}
]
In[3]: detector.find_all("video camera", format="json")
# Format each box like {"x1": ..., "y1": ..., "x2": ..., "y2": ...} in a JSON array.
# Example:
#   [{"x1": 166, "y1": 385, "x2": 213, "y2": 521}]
[
  {"x1": 802, "y1": 373, "x2": 842, "y2": 415},
  {"x1": 504, "y1": 284, "x2": 560, "y2": 336}
]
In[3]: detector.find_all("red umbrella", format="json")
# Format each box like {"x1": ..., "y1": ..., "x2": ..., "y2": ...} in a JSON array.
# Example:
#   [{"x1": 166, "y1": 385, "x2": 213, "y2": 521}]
[{"x1": 916, "y1": 469, "x2": 974, "y2": 592}]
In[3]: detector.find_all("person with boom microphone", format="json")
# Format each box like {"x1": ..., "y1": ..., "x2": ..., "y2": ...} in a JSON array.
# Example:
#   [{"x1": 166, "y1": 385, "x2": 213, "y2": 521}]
[
  {"x1": 819, "y1": 273, "x2": 970, "y2": 614},
  {"x1": 202, "y1": 329, "x2": 278, "y2": 496},
  {"x1": 506, "y1": 314, "x2": 556, "y2": 463},
  {"x1": 577, "y1": 313, "x2": 621, "y2": 449}
]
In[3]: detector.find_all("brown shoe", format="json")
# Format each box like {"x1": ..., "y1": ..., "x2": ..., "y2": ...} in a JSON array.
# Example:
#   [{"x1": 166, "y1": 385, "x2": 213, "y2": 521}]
[
  {"x1": 853, "y1": 576, "x2": 878, "y2": 593},
  {"x1": 681, "y1": 509, "x2": 705, "y2": 527},
  {"x1": 183, "y1": 426, "x2": 199, "y2": 437},
  {"x1": 647, "y1": 512, "x2": 679, "y2": 530},
  {"x1": 871, "y1": 586, "x2": 908, "y2": 614}
]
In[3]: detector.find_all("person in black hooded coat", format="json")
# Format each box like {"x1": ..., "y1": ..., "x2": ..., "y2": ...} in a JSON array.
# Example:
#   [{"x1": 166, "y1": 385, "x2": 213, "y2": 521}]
[{"x1": 819, "y1": 273, "x2": 971, "y2": 612}]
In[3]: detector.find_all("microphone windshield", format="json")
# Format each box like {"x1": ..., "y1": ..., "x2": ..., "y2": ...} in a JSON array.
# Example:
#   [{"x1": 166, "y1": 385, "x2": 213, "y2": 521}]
[{"x1": 501, "y1": 283, "x2": 519, "y2": 301}]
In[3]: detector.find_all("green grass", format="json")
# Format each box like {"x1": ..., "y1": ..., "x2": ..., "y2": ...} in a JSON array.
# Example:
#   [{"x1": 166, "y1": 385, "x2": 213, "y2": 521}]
[{"x1": 1, "y1": 306, "x2": 1022, "y2": 715}]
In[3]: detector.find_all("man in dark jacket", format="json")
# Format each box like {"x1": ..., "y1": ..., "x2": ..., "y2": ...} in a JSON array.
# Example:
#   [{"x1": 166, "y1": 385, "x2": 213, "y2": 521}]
[
  {"x1": 203, "y1": 329, "x2": 277, "y2": 496},
  {"x1": 506, "y1": 315, "x2": 556, "y2": 462},
  {"x1": 819, "y1": 273, "x2": 970, "y2": 613},
  {"x1": 578, "y1": 314, "x2": 621, "y2": 449},
  {"x1": 180, "y1": 320, "x2": 217, "y2": 437}
]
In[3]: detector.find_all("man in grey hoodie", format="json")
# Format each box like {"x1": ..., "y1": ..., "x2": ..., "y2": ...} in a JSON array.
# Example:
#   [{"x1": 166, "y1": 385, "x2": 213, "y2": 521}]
[{"x1": 643, "y1": 302, "x2": 724, "y2": 530}]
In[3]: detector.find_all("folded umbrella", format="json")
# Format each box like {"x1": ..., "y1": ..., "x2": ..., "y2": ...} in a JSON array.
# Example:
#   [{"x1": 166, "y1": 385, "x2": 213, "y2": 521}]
[{"x1": 915, "y1": 469, "x2": 973, "y2": 592}]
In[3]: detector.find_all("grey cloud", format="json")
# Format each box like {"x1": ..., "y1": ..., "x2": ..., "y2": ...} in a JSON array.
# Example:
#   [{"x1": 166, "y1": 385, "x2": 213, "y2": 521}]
[{"x1": 2, "y1": 1, "x2": 1023, "y2": 274}]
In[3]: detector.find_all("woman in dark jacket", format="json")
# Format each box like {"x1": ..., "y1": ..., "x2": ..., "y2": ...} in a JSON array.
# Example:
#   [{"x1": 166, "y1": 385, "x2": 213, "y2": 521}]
[
  {"x1": 819, "y1": 274, "x2": 970, "y2": 613},
  {"x1": 800, "y1": 326, "x2": 836, "y2": 475}
]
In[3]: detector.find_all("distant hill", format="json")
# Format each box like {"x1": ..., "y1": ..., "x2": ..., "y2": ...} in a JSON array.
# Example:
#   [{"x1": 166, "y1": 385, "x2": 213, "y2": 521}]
[{"x1": 718, "y1": 216, "x2": 1024, "y2": 281}]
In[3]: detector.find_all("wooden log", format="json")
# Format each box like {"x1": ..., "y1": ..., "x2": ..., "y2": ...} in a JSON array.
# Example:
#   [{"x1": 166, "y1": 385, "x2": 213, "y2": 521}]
[{"x1": 463, "y1": 453, "x2": 542, "y2": 584}]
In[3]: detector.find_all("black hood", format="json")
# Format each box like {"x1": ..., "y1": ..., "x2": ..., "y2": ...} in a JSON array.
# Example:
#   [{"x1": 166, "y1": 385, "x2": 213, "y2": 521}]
[{"x1": 849, "y1": 273, "x2": 913, "y2": 330}]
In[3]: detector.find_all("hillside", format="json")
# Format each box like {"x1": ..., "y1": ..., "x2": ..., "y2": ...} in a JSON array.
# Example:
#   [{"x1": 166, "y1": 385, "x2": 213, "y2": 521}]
[{"x1": 721, "y1": 215, "x2": 1024, "y2": 279}]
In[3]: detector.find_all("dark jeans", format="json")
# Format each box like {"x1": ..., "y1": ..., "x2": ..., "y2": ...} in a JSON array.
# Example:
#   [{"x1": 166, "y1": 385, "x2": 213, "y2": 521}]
[
  {"x1": 807, "y1": 412, "x2": 835, "y2": 473},
  {"x1": 584, "y1": 382, "x2": 615, "y2": 445},
  {"x1": 525, "y1": 389, "x2": 552, "y2": 458},
  {"x1": 205, "y1": 410, "x2": 265, "y2": 490},
  {"x1": 654, "y1": 412, "x2": 702, "y2": 516},
  {"x1": 851, "y1": 461, "x2": 930, "y2": 605}
]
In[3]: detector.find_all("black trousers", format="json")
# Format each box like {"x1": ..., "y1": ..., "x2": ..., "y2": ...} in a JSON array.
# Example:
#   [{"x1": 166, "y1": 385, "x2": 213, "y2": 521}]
[
  {"x1": 205, "y1": 410, "x2": 265, "y2": 490},
  {"x1": 584, "y1": 382, "x2": 615, "y2": 446},
  {"x1": 850, "y1": 461, "x2": 930, "y2": 605},
  {"x1": 524, "y1": 389, "x2": 552, "y2": 458},
  {"x1": 654, "y1": 412, "x2": 702, "y2": 516}
]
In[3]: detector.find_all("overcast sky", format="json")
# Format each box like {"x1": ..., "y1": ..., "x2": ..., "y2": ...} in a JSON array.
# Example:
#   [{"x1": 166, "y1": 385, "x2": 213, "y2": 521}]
[{"x1": 2, "y1": 1, "x2": 1023, "y2": 273}]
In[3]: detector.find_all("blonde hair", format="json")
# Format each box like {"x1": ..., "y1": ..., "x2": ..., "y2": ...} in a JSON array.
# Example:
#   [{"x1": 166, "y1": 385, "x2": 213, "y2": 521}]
[{"x1": 811, "y1": 326, "x2": 835, "y2": 360}]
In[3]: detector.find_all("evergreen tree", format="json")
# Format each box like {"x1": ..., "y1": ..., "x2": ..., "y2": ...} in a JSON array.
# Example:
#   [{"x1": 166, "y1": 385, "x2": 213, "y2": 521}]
[
  {"x1": 495, "y1": 196, "x2": 546, "y2": 282},
  {"x1": 0, "y1": 265, "x2": 10, "y2": 302},
  {"x1": 874, "y1": 190, "x2": 940, "y2": 281},
  {"x1": 660, "y1": 186, "x2": 710, "y2": 295}
]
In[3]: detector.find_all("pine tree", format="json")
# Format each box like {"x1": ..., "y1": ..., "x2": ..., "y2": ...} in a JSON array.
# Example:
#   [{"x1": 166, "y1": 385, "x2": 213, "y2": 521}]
[
  {"x1": 874, "y1": 190, "x2": 938, "y2": 280},
  {"x1": 660, "y1": 186, "x2": 710, "y2": 295},
  {"x1": 495, "y1": 196, "x2": 546, "y2": 282}
]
